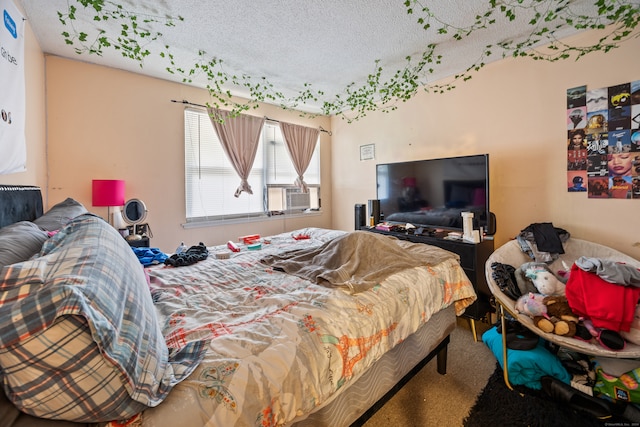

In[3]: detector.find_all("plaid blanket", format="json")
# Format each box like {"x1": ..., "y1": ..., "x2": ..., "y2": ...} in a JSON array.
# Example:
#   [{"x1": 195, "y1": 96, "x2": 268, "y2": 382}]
[{"x1": 0, "y1": 214, "x2": 206, "y2": 421}]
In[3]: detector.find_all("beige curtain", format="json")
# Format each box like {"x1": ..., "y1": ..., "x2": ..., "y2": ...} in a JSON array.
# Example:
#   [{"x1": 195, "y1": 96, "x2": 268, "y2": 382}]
[
  {"x1": 279, "y1": 122, "x2": 320, "y2": 193},
  {"x1": 207, "y1": 108, "x2": 265, "y2": 197}
]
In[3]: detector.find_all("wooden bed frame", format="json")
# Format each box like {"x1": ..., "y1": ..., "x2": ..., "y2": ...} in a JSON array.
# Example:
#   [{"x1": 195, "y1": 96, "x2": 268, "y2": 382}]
[{"x1": 0, "y1": 185, "x2": 456, "y2": 427}]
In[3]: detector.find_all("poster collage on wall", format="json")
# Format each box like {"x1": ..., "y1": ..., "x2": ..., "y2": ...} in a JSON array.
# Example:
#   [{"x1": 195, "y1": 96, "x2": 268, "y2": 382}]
[{"x1": 566, "y1": 81, "x2": 640, "y2": 198}]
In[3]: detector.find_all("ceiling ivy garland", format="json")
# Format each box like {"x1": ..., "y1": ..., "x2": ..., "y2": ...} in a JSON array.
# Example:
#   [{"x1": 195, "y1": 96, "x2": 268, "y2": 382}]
[{"x1": 58, "y1": 0, "x2": 639, "y2": 122}]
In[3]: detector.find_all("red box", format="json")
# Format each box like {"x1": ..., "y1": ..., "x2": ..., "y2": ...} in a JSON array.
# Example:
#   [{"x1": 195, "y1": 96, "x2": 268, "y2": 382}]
[{"x1": 239, "y1": 234, "x2": 260, "y2": 244}]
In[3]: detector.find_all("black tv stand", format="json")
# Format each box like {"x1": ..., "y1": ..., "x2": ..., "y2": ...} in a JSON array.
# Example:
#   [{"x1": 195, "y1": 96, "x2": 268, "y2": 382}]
[{"x1": 361, "y1": 227, "x2": 495, "y2": 325}]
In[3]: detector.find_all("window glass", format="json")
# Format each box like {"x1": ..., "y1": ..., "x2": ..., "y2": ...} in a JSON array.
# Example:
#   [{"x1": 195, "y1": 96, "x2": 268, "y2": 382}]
[{"x1": 184, "y1": 109, "x2": 320, "y2": 223}]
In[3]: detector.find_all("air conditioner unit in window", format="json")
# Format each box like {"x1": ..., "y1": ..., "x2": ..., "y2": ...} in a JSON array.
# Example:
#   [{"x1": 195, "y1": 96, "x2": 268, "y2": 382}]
[{"x1": 285, "y1": 188, "x2": 311, "y2": 210}]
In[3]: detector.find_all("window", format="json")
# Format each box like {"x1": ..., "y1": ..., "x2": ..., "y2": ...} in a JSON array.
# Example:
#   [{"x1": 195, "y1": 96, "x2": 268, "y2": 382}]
[{"x1": 184, "y1": 109, "x2": 320, "y2": 224}]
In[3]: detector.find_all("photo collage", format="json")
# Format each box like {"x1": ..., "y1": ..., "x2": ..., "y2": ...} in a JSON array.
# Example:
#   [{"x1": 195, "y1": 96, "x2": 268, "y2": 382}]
[{"x1": 566, "y1": 81, "x2": 640, "y2": 198}]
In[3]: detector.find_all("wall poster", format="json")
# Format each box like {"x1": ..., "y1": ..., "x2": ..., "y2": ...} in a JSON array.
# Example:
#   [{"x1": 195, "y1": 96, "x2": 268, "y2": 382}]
[
  {"x1": 0, "y1": 0, "x2": 26, "y2": 174},
  {"x1": 566, "y1": 81, "x2": 640, "y2": 199}
]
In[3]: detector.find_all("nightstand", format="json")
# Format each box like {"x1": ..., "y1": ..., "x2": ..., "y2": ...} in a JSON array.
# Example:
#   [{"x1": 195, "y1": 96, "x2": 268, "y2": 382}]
[{"x1": 126, "y1": 236, "x2": 150, "y2": 247}]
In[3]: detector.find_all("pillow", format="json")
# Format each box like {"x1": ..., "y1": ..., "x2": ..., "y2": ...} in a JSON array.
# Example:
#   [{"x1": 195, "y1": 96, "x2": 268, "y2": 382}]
[
  {"x1": 0, "y1": 214, "x2": 207, "y2": 422},
  {"x1": 0, "y1": 221, "x2": 48, "y2": 270},
  {"x1": 0, "y1": 315, "x2": 146, "y2": 421},
  {"x1": 32, "y1": 198, "x2": 88, "y2": 231}
]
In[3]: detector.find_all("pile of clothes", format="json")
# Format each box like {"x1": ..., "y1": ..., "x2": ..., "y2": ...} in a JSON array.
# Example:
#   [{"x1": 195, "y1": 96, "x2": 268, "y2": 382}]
[
  {"x1": 486, "y1": 222, "x2": 640, "y2": 421},
  {"x1": 130, "y1": 242, "x2": 209, "y2": 267}
]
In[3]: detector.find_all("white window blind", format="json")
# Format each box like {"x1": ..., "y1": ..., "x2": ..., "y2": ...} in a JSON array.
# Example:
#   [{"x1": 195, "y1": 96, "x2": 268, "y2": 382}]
[
  {"x1": 263, "y1": 122, "x2": 320, "y2": 185},
  {"x1": 184, "y1": 109, "x2": 265, "y2": 221},
  {"x1": 184, "y1": 109, "x2": 321, "y2": 223}
]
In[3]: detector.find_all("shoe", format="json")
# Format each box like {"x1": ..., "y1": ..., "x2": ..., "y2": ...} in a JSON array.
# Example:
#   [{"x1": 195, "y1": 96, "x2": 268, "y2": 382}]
[
  {"x1": 541, "y1": 375, "x2": 612, "y2": 420},
  {"x1": 583, "y1": 319, "x2": 626, "y2": 350},
  {"x1": 597, "y1": 329, "x2": 625, "y2": 351},
  {"x1": 573, "y1": 323, "x2": 593, "y2": 341}
]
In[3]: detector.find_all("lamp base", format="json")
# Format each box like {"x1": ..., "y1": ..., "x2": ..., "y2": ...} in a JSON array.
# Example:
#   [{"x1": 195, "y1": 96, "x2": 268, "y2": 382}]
[{"x1": 111, "y1": 206, "x2": 126, "y2": 229}]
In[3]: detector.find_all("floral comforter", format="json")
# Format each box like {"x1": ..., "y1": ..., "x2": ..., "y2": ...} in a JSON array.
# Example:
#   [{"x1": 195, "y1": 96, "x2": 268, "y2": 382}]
[{"x1": 136, "y1": 228, "x2": 476, "y2": 427}]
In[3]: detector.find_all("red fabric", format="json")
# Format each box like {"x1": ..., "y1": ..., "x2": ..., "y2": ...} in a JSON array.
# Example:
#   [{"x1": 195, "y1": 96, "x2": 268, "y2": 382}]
[{"x1": 565, "y1": 264, "x2": 640, "y2": 332}]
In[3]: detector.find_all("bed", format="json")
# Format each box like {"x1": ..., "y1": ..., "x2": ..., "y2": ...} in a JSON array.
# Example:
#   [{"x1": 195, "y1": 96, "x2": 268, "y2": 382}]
[{"x1": 0, "y1": 185, "x2": 477, "y2": 427}]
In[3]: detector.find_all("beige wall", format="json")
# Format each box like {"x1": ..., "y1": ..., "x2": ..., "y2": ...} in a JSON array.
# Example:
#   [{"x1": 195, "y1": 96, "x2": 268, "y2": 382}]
[
  {"x1": 330, "y1": 30, "x2": 640, "y2": 258},
  {"x1": 44, "y1": 57, "x2": 332, "y2": 252}
]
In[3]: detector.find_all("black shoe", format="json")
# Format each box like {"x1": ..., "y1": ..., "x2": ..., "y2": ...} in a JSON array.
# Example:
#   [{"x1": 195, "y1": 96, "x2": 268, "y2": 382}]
[
  {"x1": 541, "y1": 376, "x2": 612, "y2": 420},
  {"x1": 598, "y1": 329, "x2": 625, "y2": 351},
  {"x1": 574, "y1": 324, "x2": 592, "y2": 341}
]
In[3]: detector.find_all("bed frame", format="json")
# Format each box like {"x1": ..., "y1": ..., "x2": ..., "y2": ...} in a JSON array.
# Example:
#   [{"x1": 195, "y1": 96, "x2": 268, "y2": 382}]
[
  {"x1": 294, "y1": 305, "x2": 454, "y2": 426},
  {"x1": 0, "y1": 185, "x2": 456, "y2": 427},
  {"x1": 0, "y1": 185, "x2": 43, "y2": 228}
]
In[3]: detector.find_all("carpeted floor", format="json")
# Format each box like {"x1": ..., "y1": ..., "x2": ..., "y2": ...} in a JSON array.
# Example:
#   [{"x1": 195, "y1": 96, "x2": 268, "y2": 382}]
[
  {"x1": 363, "y1": 318, "x2": 639, "y2": 427},
  {"x1": 362, "y1": 317, "x2": 496, "y2": 426},
  {"x1": 463, "y1": 364, "x2": 613, "y2": 427}
]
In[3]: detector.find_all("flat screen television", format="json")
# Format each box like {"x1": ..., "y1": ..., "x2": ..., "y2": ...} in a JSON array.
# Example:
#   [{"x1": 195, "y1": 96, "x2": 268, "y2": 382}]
[{"x1": 376, "y1": 154, "x2": 494, "y2": 234}]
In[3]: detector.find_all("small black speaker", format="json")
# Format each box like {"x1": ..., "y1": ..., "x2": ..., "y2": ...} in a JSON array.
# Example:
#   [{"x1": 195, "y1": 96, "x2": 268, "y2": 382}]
[
  {"x1": 355, "y1": 204, "x2": 366, "y2": 230},
  {"x1": 368, "y1": 199, "x2": 380, "y2": 225},
  {"x1": 486, "y1": 212, "x2": 497, "y2": 235}
]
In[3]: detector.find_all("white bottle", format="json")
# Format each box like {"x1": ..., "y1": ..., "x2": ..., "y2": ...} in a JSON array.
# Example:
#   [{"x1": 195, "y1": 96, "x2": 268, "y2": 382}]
[{"x1": 175, "y1": 242, "x2": 187, "y2": 254}]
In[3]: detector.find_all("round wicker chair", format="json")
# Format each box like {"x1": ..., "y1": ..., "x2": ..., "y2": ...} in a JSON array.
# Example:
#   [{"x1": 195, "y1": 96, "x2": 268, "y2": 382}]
[{"x1": 485, "y1": 237, "x2": 640, "y2": 388}]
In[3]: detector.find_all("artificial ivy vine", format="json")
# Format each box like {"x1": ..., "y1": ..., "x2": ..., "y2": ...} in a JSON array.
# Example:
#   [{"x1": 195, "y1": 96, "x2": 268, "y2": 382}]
[{"x1": 58, "y1": 0, "x2": 639, "y2": 122}]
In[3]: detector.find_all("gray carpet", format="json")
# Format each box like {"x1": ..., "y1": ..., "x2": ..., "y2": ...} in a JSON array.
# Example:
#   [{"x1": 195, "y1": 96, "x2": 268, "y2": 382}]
[{"x1": 363, "y1": 317, "x2": 496, "y2": 427}]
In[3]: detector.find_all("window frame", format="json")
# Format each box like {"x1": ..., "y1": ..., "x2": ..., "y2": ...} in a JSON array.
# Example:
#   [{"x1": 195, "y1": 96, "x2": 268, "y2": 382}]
[{"x1": 183, "y1": 108, "x2": 321, "y2": 227}]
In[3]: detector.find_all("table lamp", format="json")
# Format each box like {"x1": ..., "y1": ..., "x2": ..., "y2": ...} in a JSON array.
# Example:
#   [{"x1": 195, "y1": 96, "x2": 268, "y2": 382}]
[{"x1": 92, "y1": 179, "x2": 125, "y2": 227}]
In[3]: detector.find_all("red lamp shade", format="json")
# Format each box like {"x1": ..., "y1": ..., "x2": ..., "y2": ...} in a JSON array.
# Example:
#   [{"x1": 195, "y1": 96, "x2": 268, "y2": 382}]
[{"x1": 92, "y1": 180, "x2": 125, "y2": 207}]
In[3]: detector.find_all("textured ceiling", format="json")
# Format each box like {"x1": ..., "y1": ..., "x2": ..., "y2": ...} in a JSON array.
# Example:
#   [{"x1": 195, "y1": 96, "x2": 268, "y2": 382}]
[{"x1": 17, "y1": 0, "x2": 595, "y2": 113}]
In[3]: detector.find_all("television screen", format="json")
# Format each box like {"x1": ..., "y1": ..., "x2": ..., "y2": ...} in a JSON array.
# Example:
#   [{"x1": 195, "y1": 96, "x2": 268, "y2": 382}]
[{"x1": 376, "y1": 154, "x2": 492, "y2": 233}]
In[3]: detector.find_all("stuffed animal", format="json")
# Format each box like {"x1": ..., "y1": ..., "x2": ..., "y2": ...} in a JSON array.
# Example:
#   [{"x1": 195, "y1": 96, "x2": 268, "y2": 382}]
[
  {"x1": 621, "y1": 304, "x2": 640, "y2": 345},
  {"x1": 515, "y1": 292, "x2": 547, "y2": 317},
  {"x1": 514, "y1": 262, "x2": 549, "y2": 296},
  {"x1": 525, "y1": 266, "x2": 566, "y2": 296},
  {"x1": 533, "y1": 296, "x2": 580, "y2": 337},
  {"x1": 534, "y1": 315, "x2": 576, "y2": 337},
  {"x1": 544, "y1": 296, "x2": 579, "y2": 323}
]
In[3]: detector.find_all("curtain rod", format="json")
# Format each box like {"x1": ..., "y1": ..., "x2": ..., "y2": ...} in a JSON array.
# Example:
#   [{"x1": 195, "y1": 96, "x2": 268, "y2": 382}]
[{"x1": 170, "y1": 99, "x2": 332, "y2": 136}]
